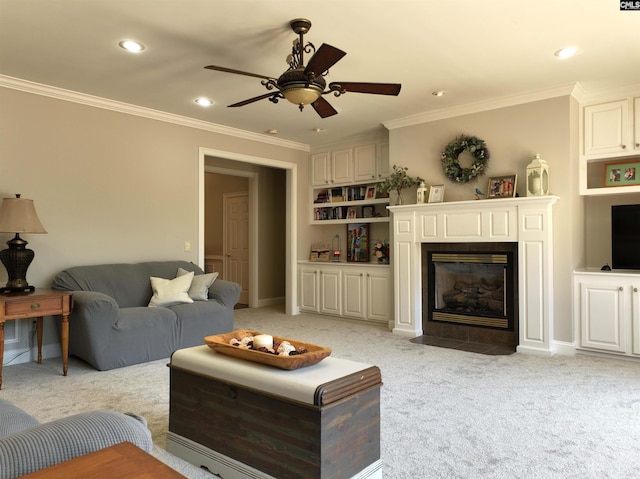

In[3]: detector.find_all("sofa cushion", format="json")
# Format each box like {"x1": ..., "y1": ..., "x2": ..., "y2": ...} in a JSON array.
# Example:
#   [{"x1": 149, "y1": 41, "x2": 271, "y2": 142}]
[
  {"x1": 148, "y1": 271, "x2": 194, "y2": 307},
  {"x1": 177, "y1": 267, "x2": 218, "y2": 301}
]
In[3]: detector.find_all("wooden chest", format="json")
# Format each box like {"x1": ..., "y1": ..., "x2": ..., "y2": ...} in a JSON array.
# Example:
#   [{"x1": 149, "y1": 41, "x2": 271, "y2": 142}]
[{"x1": 167, "y1": 345, "x2": 382, "y2": 479}]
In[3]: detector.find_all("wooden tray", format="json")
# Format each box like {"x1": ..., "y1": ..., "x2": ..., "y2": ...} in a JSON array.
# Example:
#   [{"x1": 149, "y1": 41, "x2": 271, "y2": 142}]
[{"x1": 204, "y1": 329, "x2": 332, "y2": 370}]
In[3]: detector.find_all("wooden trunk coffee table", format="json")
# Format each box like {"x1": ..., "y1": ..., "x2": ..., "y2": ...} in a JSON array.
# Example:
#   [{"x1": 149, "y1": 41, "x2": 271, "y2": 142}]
[
  {"x1": 168, "y1": 344, "x2": 382, "y2": 479},
  {"x1": 18, "y1": 442, "x2": 187, "y2": 479}
]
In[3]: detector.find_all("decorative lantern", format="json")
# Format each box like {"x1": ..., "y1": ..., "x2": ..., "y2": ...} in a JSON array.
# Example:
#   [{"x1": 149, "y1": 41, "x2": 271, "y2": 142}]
[
  {"x1": 416, "y1": 181, "x2": 428, "y2": 204},
  {"x1": 331, "y1": 234, "x2": 341, "y2": 262},
  {"x1": 526, "y1": 153, "x2": 549, "y2": 196}
]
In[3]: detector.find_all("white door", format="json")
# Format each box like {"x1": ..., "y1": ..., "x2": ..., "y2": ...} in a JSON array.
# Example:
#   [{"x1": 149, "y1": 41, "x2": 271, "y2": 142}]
[{"x1": 224, "y1": 192, "x2": 249, "y2": 305}]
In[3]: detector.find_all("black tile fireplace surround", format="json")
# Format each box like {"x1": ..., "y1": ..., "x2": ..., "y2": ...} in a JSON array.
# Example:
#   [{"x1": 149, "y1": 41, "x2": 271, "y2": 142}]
[{"x1": 417, "y1": 242, "x2": 519, "y2": 353}]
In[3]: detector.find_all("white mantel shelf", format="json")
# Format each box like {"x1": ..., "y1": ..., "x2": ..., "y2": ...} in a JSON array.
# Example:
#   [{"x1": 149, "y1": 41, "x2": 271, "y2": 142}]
[{"x1": 389, "y1": 195, "x2": 559, "y2": 356}]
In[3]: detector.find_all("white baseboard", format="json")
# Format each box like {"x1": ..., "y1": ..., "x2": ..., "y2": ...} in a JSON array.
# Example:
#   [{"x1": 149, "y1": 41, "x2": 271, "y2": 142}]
[
  {"x1": 166, "y1": 431, "x2": 382, "y2": 479},
  {"x1": 255, "y1": 296, "x2": 284, "y2": 308},
  {"x1": 553, "y1": 340, "x2": 577, "y2": 356}
]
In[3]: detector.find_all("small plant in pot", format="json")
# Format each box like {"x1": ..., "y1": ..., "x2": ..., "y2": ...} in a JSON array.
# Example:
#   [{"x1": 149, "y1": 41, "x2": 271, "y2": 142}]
[{"x1": 376, "y1": 165, "x2": 423, "y2": 205}]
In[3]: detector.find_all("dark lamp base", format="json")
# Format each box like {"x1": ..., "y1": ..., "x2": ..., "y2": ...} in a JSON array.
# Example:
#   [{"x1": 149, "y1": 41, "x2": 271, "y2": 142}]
[{"x1": 1, "y1": 285, "x2": 35, "y2": 294}]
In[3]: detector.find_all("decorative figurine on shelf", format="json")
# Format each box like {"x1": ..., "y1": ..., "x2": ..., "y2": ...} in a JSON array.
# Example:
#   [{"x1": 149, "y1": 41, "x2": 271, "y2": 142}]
[
  {"x1": 376, "y1": 165, "x2": 423, "y2": 205},
  {"x1": 475, "y1": 188, "x2": 484, "y2": 200}
]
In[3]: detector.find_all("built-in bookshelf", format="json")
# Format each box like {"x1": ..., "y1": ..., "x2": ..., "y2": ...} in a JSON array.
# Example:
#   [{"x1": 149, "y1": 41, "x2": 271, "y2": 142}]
[{"x1": 312, "y1": 183, "x2": 390, "y2": 224}]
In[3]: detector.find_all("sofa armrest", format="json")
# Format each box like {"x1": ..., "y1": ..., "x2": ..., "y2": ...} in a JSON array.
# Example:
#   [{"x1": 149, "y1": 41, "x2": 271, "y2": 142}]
[
  {"x1": 208, "y1": 279, "x2": 241, "y2": 309},
  {"x1": 70, "y1": 291, "x2": 120, "y2": 326},
  {"x1": 0, "y1": 410, "x2": 152, "y2": 479}
]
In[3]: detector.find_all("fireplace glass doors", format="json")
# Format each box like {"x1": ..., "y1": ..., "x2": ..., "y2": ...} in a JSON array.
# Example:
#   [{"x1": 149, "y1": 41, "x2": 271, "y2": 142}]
[{"x1": 425, "y1": 243, "x2": 517, "y2": 332}]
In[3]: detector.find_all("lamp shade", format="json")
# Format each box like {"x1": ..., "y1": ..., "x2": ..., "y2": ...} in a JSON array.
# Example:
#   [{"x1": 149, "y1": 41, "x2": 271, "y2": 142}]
[{"x1": 0, "y1": 195, "x2": 47, "y2": 234}]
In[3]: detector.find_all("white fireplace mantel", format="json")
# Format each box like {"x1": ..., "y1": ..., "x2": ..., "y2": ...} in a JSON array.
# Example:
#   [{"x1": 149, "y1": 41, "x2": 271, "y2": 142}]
[{"x1": 389, "y1": 196, "x2": 559, "y2": 356}]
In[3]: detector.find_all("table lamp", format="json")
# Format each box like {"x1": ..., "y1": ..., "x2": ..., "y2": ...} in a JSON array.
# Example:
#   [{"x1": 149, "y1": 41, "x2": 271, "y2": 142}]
[{"x1": 0, "y1": 194, "x2": 47, "y2": 293}]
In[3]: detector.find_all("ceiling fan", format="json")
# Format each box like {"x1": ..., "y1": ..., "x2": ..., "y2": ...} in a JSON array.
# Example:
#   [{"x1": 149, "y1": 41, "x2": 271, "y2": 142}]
[{"x1": 204, "y1": 18, "x2": 401, "y2": 118}]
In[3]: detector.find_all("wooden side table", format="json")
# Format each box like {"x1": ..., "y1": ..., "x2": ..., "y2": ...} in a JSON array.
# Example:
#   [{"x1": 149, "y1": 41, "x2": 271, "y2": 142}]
[
  {"x1": 0, "y1": 288, "x2": 73, "y2": 389},
  {"x1": 18, "y1": 442, "x2": 188, "y2": 479}
]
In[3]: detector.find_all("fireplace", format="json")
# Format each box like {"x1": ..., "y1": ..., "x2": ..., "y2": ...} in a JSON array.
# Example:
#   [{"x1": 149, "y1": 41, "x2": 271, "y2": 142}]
[
  {"x1": 422, "y1": 243, "x2": 518, "y2": 349},
  {"x1": 388, "y1": 196, "x2": 558, "y2": 356}
]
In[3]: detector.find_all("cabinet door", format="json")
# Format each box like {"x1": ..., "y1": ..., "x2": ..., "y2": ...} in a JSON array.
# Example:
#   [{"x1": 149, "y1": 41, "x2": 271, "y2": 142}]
[
  {"x1": 320, "y1": 269, "x2": 341, "y2": 315},
  {"x1": 584, "y1": 100, "x2": 630, "y2": 157},
  {"x1": 311, "y1": 152, "x2": 331, "y2": 186},
  {"x1": 299, "y1": 268, "x2": 319, "y2": 312},
  {"x1": 343, "y1": 270, "x2": 366, "y2": 319},
  {"x1": 580, "y1": 282, "x2": 626, "y2": 353},
  {"x1": 331, "y1": 148, "x2": 353, "y2": 184},
  {"x1": 367, "y1": 270, "x2": 390, "y2": 322},
  {"x1": 632, "y1": 284, "x2": 640, "y2": 356},
  {"x1": 376, "y1": 142, "x2": 390, "y2": 179},
  {"x1": 353, "y1": 144, "x2": 377, "y2": 182}
]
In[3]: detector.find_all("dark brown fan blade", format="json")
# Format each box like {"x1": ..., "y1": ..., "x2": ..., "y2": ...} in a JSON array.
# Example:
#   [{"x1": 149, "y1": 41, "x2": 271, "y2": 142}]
[
  {"x1": 304, "y1": 44, "x2": 346, "y2": 78},
  {"x1": 204, "y1": 65, "x2": 274, "y2": 81},
  {"x1": 329, "y1": 82, "x2": 402, "y2": 96},
  {"x1": 312, "y1": 96, "x2": 338, "y2": 118},
  {"x1": 228, "y1": 93, "x2": 276, "y2": 107}
]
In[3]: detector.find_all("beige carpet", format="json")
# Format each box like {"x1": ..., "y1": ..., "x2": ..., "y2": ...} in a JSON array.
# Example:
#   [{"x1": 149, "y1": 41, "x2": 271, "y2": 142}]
[{"x1": 3, "y1": 305, "x2": 640, "y2": 478}]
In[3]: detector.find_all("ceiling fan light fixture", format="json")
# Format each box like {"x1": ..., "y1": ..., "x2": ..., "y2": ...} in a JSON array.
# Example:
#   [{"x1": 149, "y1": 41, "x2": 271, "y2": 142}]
[{"x1": 283, "y1": 87, "x2": 321, "y2": 106}]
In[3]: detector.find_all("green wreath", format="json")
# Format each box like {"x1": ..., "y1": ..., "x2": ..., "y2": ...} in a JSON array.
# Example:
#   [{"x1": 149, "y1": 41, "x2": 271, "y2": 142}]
[{"x1": 441, "y1": 135, "x2": 490, "y2": 183}]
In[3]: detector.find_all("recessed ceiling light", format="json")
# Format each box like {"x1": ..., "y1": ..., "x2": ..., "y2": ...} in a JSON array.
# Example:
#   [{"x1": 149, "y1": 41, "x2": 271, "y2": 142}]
[
  {"x1": 266, "y1": 129, "x2": 278, "y2": 135},
  {"x1": 119, "y1": 40, "x2": 145, "y2": 53},
  {"x1": 314, "y1": 128, "x2": 326, "y2": 133},
  {"x1": 554, "y1": 47, "x2": 577, "y2": 59},
  {"x1": 432, "y1": 91, "x2": 446, "y2": 97},
  {"x1": 194, "y1": 97, "x2": 213, "y2": 107}
]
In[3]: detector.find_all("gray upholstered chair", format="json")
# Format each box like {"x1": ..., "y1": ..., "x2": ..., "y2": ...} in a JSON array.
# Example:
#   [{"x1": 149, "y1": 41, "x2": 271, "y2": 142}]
[{"x1": 0, "y1": 398, "x2": 153, "y2": 479}]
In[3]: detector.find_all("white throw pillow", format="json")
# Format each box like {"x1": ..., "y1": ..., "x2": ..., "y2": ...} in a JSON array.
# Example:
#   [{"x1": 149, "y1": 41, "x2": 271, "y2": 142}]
[
  {"x1": 177, "y1": 267, "x2": 218, "y2": 301},
  {"x1": 148, "y1": 271, "x2": 194, "y2": 307}
]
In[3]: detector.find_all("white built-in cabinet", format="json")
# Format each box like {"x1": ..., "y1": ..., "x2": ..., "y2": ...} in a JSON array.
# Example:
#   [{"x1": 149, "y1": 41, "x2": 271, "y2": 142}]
[
  {"x1": 298, "y1": 262, "x2": 391, "y2": 325},
  {"x1": 310, "y1": 141, "x2": 389, "y2": 186},
  {"x1": 573, "y1": 270, "x2": 640, "y2": 357},
  {"x1": 580, "y1": 94, "x2": 640, "y2": 195}
]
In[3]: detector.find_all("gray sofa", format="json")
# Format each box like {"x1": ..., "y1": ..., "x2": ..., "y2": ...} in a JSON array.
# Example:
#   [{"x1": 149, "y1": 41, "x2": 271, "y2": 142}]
[
  {"x1": 52, "y1": 260, "x2": 241, "y2": 371},
  {"x1": 0, "y1": 398, "x2": 153, "y2": 479}
]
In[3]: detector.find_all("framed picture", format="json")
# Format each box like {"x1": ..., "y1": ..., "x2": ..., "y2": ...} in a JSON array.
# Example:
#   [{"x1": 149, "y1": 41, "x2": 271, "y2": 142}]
[
  {"x1": 346, "y1": 207, "x2": 357, "y2": 219},
  {"x1": 487, "y1": 175, "x2": 517, "y2": 199},
  {"x1": 428, "y1": 184, "x2": 445, "y2": 203},
  {"x1": 604, "y1": 160, "x2": 640, "y2": 187},
  {"x1": 346, "y1": 223, "x2": 369, "y2": 262},
  {"x1": 365, "y1": 185, "x2": 377, "y2": 199}
]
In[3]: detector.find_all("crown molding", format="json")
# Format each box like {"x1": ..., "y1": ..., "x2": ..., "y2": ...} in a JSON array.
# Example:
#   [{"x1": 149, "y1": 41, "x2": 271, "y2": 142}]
[
  {"x1": 0, "y1": 75, "x2": 310, "y2": 152},
  {"x1": 579, "y1": 82, "x2": 640, "y2": 104},
  {"x1": 384, "y1": 83, "x2": 582, "y2": 130}
]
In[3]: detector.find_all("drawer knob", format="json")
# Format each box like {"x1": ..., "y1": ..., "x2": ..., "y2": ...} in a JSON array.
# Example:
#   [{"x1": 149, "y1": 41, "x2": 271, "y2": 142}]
[
  {"x1": 30, "y1": 303, "x2": 41, "y2": 310},
  {"x1": 635, "y1": 288, "x2": 638, "y2": 292},
  {"x1": 619, "y1": 287, "x2": 623, "y2": 291},
  {"x1": 621, "y1": 144, "x2": 627, "y2": 149}
]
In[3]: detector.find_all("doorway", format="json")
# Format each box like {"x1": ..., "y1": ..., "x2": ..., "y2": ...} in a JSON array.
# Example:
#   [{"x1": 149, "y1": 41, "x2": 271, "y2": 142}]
[{"x1": 199, "y1": 148, "x2": 297, "y2": 315}]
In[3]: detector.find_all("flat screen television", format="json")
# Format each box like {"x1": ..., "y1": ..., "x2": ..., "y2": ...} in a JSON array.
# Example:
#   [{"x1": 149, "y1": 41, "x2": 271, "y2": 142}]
[{"x1": 612, "y1": 204, "x2": 640, "y2": 270}]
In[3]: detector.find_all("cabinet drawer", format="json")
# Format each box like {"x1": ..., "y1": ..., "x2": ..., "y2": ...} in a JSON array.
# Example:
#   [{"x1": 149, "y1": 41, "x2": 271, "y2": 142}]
[{"x1": 5, "y1": 297, "x2": 63, "y2": 316}]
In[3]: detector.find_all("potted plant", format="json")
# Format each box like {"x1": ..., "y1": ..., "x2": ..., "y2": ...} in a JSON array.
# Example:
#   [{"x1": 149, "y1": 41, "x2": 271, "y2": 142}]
[{"x1": 376, "y1": 165, "x2": 423, "y2": 205}]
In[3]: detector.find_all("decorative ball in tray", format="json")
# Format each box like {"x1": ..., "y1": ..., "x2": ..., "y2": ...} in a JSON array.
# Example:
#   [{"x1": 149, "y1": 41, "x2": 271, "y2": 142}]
[{"x1": 204, "y1": 329, "x2": 332, "y2": 370}]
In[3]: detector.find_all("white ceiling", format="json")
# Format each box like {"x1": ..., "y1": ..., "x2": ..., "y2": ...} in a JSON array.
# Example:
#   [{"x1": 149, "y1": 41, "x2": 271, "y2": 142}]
[{"x1": 1, "y1": 1, "x2": 639, "y2": 147}]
